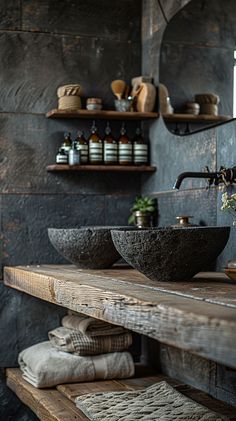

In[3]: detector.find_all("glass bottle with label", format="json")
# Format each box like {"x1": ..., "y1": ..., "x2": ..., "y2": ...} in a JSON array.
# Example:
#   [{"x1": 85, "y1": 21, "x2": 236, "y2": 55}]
[
  {"x1": 69, "y1": 140, "x2": 80, "y2": 166},
  {"x1": 76, "y1": 130, "x2": 88, "y2": 164},
  {"x1": 88, "y1": 121, "x2": 103, "y2": 164},
  {"x1": 56, "y1": 147, "x2": 68, "y2": 164},
  {"x1": 118, "y1": 123, "x2": 132, "y2": 165},
  {"x1": 61, "y1": 132, "x2": 72, "y2": 156},
  {"x1": 103, "y1": 122, "x2": 118, "y2": 165},
  {"x1": 133, "y1": 128, "x2": 148, "y2": 165}
]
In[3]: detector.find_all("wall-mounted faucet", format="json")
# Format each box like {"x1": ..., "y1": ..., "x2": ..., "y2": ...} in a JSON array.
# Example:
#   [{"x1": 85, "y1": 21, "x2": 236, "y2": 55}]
[{"x1": 173, "y1": 166, "x2": 236, "y2": 190}]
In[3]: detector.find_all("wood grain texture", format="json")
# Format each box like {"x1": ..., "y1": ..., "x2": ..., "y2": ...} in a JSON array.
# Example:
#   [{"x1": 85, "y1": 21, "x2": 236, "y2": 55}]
[
  {"x1": 7, "y1": 369, "x2": 236, "y2": 419},
  {"x1": 6, "y1": 369, "x2": 87, "y2": 421},
  {"x1": 4, "y1": 265, "x2": 236, "y2": 368},
  {"x1": 46, "y1": 109, "x2": 158, "y2": 120},
  {"x1": 46, "y1": 164, "x2": 156, "y2": 173}
]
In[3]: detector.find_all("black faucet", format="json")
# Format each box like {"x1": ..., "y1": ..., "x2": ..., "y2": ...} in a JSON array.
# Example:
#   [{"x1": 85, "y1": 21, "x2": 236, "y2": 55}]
[{"x1": 173, "y1": 167, "x2": 236, "y2": 190}]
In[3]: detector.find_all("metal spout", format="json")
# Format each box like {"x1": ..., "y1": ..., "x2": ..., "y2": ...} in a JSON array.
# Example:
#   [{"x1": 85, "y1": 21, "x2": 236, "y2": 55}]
[{"x1": 173, "y1": 167, "x2": 236, "y2": 190}]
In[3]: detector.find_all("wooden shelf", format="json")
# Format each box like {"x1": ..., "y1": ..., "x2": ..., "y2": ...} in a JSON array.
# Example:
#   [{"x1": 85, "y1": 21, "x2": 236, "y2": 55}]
[
  {"x1": 46, "y1": 164, "x2": 156, "y2": 173},
  {"x1": 6, "y1": 369, "x2": 236, "y2": 421},
  {"x1": 46, "y1": 109, "x2": 159, "y2": 120},
  {"x1": 163, "y1": 113, "x2": 232, "y2": 124},
  {"x1": 4, "y1": 265, "x2": 236, "y2": 369}
]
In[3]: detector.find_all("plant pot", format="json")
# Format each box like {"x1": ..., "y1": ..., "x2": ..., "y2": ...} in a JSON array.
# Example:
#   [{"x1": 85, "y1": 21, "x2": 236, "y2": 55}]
[{"x1": 134, "y1": 211, "x2": 153, "y2": 228}]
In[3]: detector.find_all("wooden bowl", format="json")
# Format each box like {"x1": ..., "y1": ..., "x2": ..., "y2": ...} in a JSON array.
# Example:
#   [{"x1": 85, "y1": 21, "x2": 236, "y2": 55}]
[{"x1": 224, "y1": 268, "x2": 236, "y2": 281}]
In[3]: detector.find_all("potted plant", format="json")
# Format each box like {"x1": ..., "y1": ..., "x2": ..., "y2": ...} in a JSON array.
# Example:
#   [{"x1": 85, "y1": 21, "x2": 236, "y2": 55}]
[{"x1": 128, "y1": 196, "x2": 156, "y2": 228}]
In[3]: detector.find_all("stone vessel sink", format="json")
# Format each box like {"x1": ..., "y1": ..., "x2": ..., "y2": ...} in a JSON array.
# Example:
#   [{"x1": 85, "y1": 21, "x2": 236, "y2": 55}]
[
  {"x1": 111, "y1": 226, "x2": 230, "y2": 282},
  {"x1": 48, "y1": 226, "x2": 123, "y2": 269}
]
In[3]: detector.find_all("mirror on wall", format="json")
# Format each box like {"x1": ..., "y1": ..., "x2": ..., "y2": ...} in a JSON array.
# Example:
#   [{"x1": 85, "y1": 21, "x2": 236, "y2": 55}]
[{"x1": 159, "y1": 0, "x2": 236, "y2": 135}]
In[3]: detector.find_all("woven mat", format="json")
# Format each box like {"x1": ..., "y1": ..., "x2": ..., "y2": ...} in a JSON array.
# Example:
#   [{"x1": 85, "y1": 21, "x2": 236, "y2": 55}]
[{"x1": 75, "y1": 381, "x2": 228, "y2": 421}]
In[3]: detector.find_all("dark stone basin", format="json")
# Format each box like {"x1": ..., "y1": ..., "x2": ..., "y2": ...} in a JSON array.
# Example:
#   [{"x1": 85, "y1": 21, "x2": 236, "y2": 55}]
[
  {"x1": 48, "y1": 226, "x2": 125, "y2": 269},
  {"x1": 111, "y1": 226, "x2": 230, "y2": 282}
]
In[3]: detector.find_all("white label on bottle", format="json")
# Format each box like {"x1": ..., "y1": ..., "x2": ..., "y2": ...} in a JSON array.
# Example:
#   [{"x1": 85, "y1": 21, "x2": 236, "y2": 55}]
[
  {"x1": 77, "y1": 144, "x2": 88, "y2": 151},
  {"x1": 104, "y1": 144, "x2": 118, "y2": 163},
  {"x1": 134, "y1": 145, "x2": 148, "y2": 151},
  {"x1": 119, "y1": 144, "x2": 132, "y2": 151}
]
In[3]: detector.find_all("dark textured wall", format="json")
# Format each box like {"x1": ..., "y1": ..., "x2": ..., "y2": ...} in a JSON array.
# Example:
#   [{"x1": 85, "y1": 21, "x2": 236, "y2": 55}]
[
  {"x1": 141, "y1": 0, "x2": 236, "y2": 405},
  {"x1": 159, "y1": 0, "x2": 236, "y2": 115},
  {"x1": 0, "y1": 0, "x2": 142, "y2": 417}
]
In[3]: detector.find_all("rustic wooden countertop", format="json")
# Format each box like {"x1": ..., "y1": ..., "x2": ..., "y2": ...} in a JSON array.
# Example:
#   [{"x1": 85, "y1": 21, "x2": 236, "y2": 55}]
[{"x1": 4, "y1": 265, "x2": 236, "y2": 369}]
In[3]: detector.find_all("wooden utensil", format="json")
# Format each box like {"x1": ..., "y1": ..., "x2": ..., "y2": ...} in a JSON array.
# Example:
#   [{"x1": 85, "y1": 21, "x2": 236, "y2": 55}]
[{"x1": 111, "y1": 79, "x2": 126, "y2": 100}]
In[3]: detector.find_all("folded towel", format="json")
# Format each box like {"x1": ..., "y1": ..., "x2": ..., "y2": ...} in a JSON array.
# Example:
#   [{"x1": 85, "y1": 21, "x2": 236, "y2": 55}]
[
  {"x1": 18, "y1": 341, "x2": 134, "y2": 388},
  {"x1": 62, "y1": 313, "x2": 126, "y2": 337},
  {"x1": 75, "y1": 381, "x2": 228, "y2": 421},
  {"x1": 48, "y1": 327, "x2": 132, "y2": 356}
]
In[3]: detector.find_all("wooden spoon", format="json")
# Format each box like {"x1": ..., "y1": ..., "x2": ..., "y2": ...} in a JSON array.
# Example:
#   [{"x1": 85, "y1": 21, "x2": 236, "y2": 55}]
[{"x1": 111, "y1": 79, "x2": 126, "y2": 100}]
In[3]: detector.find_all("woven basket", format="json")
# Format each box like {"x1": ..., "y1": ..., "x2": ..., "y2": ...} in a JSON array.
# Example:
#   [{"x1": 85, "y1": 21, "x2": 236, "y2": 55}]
[
  {"x1": 58, "y1": 95, "x2": 82, "y2": 110},
  {"x1": 57, "y1": 84, "x2": 82, "y2": 98}
]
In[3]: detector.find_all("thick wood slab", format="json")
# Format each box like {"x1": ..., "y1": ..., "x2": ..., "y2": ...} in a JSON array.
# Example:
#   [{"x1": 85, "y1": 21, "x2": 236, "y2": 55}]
[
  {"x1": 7, "y1": 369, "x2": 236, "y2": 420},
  {"x1": 4, "y1": 265, "x2": 236, "y2": 368},
  {"x1": 6, "y1": 369, "x2": 88, "y2": 421}
]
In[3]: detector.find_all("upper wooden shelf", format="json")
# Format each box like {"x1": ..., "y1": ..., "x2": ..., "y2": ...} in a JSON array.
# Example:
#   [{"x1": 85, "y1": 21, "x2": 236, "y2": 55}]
[
  {"x1": 46, "y1": 109, "x2": 159, "y2": 120},
  {"x1": 46, "y1": 164, "x2": 156, "y2": 173},
  {"x1": 163, "y1": 113, "x2": 232, "y2": 124},
  {"x1": 4, "y1": 265, "x2": 236, "y2": 369}
]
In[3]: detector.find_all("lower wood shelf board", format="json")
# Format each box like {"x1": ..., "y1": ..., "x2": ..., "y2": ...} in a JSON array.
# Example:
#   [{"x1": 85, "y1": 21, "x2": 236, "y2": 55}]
[
  {"x1": 46, "y1": 164, "x2": 156, "y2": 173},
  {"x1": 6, "y1": 369, "x2": 236, "y2": 421}
]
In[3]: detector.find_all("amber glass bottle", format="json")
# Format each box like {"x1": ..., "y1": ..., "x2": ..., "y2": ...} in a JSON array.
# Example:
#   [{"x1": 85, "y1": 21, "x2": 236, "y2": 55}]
[
  {"x1": 76, "y1": 130, "x2": 88, "y2": 164},
  {"x1": 133, "y1": 128, "x2": 148, "y2": 165},
  {"x1": 103, "y1": 122, "x2": 118, "y2": 165},
  {"x1": 118, "y1": 123, "x2": 132, "y2": 165},
  {"x1": 61, "y1": 132, "x2": 72, "y2": 155},
  {"x1": 88, "y1": 121, "x2": 103, "y2": 164}
]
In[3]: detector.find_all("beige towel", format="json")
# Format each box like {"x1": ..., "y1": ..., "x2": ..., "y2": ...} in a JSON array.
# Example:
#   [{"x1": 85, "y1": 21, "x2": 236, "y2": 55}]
[
  {"x1": 62, "y1": 313, "x2": 126, "y2": 337},
  {"x1": 75, "y1": 381, "x2": 228, "y2": 421},
  {"x1": 18, "y1": 341, "x2": 134, "y2": 388},
  {"x1": 48, "y1": 327, "x2": 132, "y2": 356}
]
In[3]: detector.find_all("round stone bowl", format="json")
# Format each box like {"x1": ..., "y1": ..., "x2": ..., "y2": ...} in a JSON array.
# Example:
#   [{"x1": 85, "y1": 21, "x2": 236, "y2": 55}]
[
  {"x1": 48, "y1": 226, "x2": 126, "y2": 269},
  {"x1": 111, "y1": 226, "x2": 230, "y2": 282}
]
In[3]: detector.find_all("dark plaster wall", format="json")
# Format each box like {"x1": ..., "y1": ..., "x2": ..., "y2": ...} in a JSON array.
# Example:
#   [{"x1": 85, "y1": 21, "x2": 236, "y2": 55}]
[
  {"x1": 141, "y1": 0, "x2": 236, "y2": 406},
  {"x1": 159, "y1": 0, "x2": 236, "y2": 115},
  {"x1": 0, "y1": 0, "x2": 142, "y2": 417}
]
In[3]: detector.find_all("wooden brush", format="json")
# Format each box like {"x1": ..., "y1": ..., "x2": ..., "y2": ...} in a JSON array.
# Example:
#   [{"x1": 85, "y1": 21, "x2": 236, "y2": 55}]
[{"x1": 111, "y1": 79, "x2": 126, "y2": 100}]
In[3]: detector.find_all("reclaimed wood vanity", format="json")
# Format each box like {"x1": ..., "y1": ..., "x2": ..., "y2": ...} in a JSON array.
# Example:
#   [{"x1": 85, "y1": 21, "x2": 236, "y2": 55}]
[{"x1": 4, "y1": 265, "x2": 236, "y2": 420}]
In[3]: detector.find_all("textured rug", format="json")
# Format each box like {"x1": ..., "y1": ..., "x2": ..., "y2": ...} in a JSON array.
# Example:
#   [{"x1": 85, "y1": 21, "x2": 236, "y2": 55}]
[{"x1": 75, "y1": 380, "x2": 228, "y2": 420}]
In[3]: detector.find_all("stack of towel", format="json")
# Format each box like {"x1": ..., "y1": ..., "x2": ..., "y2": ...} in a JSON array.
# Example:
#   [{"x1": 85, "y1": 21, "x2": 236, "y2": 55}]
[{"x1": 18, "y1": 312, "x2": 134, "y2": 388}]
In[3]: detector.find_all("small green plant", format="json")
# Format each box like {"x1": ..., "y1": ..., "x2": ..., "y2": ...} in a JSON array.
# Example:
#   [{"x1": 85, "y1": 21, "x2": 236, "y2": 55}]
[{"x1": 128, "y1": 196, "x2": 156, "y2": 225}]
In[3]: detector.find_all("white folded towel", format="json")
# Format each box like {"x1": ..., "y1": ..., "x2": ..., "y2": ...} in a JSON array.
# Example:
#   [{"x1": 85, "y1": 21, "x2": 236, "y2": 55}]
[
  {"x1": 18, "y1": 341, "x2": 134, "y2": 388},
  {"x1": 62, "y1": 313, "x2": 126, "y2": 337}
]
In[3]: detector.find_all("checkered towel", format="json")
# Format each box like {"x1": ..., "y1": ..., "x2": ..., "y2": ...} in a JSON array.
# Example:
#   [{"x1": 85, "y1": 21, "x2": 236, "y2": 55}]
[
  {"x1": 48, "y1": 327, "x2": 132, "y2": 356},
  {"x1": 62, "y1": 313, "x2": 126, "y2": 337}
]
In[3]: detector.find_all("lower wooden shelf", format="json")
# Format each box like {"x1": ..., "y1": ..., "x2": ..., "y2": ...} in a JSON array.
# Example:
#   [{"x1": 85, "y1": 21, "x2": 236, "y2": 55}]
[
  {"x1": 46, "y1": 164, "x2": 156, "y2": 172},
  {"x1": 6, "y1": 368, "x2": 236, "y2": 421}
]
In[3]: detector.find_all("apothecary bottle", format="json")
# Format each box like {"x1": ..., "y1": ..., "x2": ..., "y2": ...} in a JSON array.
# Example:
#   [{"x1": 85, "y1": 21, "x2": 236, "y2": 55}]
[
  {"x1": 88, "y1": 121, "x2": 103, "y2": 164},
  {"x1": 103, "y1": 122, "x2": 118, "y2": 165},
  {"x1": 76, "y1": 130, "x2": 88, "y2": 164},
  {"x1": 133, "y1": 128, "x2": 148, "y2": 165},
  {"x1": 118, "y1": 123, "x2": 132, "y2": 165},
  {"x1": 61, "y1": 132, "x2": 72, "y2": 155},
  {"x1": 69, "y1": 140, "x2": 80, "y2": 166},
  {"x1": 56, "y1": 147, "x2": 68, "y2": 164}
]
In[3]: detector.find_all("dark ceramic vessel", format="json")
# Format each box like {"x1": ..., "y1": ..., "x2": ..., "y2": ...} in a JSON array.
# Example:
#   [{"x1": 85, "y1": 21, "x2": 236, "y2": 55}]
[
  {"x1": 111, "y1": 226, "x2": 230, "y2": 282},
  {"x1": 48, "y1": 226, "x2": 125, "y2": 269}
]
